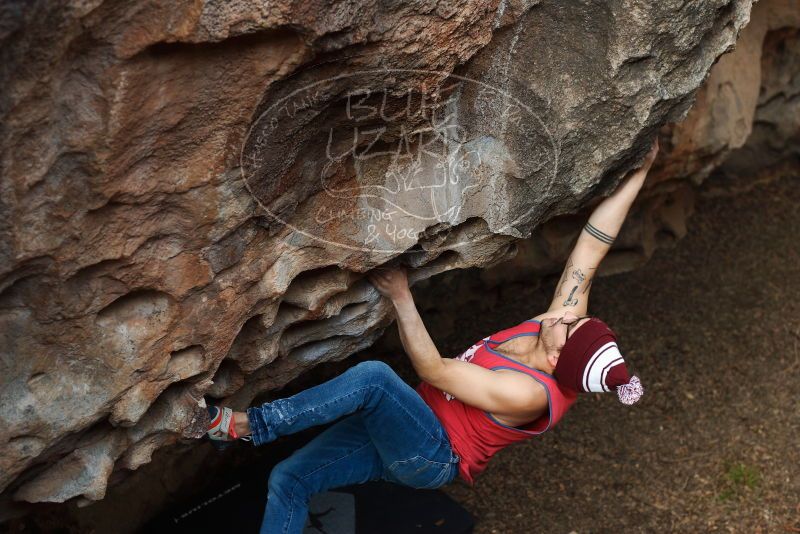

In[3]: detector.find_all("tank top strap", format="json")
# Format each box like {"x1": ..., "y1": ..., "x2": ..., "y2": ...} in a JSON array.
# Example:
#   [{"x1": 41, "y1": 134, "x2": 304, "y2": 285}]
[
  {"x1": 523, "y1": 319, "x2": 542, "y2": 333},
  {"x1": 485, "y1": 319, "x2": 541, "y2": 345}
]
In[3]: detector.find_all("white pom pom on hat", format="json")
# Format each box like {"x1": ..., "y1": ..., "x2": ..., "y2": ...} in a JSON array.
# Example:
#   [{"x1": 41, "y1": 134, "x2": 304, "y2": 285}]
[{"x1": 616, "y1": 375, "x2": 644, "y2": 405}]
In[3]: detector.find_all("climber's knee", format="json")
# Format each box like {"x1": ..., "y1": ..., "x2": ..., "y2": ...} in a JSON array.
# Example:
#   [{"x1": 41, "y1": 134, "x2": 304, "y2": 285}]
[
  {"x1": 267, "y1": 460, "x2": 310, "y2": 503},
  {"x1": 353, "y1": 359, "x2": 396, "y2": 386}
]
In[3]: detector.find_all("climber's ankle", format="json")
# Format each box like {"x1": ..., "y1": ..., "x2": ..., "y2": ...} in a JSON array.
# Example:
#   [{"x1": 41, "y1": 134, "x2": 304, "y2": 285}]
[{"x1": 233, "y1": 411, "x2": 251, "y2": 438}]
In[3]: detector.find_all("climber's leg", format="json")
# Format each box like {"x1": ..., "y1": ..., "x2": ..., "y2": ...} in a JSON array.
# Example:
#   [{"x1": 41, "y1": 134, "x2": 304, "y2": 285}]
[
  {"x1": 246, "y1": 359, "x2": 459, "y2": 488},
  {"x1": 260, "y1": 413, "x2": 383, "y2": 534}
]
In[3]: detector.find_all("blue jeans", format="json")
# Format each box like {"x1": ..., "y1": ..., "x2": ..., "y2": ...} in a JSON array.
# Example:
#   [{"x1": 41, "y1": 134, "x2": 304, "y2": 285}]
[{"x1": 246, "y1": 359, "x2": 461, "y2": 534}]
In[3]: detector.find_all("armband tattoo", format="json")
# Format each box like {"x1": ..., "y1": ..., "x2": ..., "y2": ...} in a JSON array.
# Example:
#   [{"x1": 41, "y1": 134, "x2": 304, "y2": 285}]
[{"x1": 584, "y1": 222, "x2": 615, "y2": 245}]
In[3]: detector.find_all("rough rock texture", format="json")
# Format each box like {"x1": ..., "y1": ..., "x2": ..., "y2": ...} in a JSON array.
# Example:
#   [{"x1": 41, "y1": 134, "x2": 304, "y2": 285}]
[
  {"x1": 482, "y1": 0, "x2": 800, "y2": 287},
  {"x1": 0, "y1": 0, "x2": 776, "y2": 512}
]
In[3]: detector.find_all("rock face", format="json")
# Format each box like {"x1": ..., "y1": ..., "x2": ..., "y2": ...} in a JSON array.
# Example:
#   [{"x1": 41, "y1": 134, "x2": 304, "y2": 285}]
[
  {"x1": 481, "y1": 0, "x2": 800, "y2": 287},
  {"x1": 2, "y1": 0, "x2": 789, "y2": 511}
]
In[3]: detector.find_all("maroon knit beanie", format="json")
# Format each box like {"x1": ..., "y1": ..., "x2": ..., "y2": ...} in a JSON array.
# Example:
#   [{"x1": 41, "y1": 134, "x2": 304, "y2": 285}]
[{"x1": 553, "y1": 317, "x2": 643, "y2": 405}]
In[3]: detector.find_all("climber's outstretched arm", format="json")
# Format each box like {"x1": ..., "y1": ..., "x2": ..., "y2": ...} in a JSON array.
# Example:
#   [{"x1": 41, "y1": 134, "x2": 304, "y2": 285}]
[
  {"x1": 547, "y1": 138, "x2": 659, "y2": 316},
  {"x1": 368, "y1": 267, "x2": 547, "y2": 415}
]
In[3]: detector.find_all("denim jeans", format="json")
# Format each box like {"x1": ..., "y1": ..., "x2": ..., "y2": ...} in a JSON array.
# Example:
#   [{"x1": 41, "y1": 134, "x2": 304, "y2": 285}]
[{"x1": 246, "y1": 359, "x2": 460, "y2": 534}]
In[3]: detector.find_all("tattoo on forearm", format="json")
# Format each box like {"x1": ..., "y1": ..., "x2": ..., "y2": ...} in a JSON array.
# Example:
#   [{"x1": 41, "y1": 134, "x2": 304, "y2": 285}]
[
  {"x1": 582, "y1": 279, "x2": 593, "y2": 294},
  {"x1": 556, "y1": 259, "x2": 573, "y2": 296},
  {"x1": 572, "y1": 269, "x2": 585, "y2": 283},
  {"x1": 563, "y1": 285, "x2": 579, "y2": 306},
  {"x1": 584, "y1": 222, "x2": 615, "y2": 245}
]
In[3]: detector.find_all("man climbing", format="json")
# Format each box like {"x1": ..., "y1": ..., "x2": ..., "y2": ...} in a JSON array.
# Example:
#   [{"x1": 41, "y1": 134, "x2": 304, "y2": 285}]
[{"x1": 204, "y1": 139, "x2": 659, "y2": 533}]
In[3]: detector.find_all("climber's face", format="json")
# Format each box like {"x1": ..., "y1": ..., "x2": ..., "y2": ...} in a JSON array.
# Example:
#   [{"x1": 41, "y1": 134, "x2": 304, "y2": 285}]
[
  {"x1": 542, "y1": 311, "x2": 590, "y2": 351},
  {"x1": 540, "y1": 312, "x2": 591, "y2": 369}
]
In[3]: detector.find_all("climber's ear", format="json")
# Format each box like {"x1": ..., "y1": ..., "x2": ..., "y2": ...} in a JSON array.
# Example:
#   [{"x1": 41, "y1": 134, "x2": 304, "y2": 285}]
[{"x1": 547, "y1": 351, "x2": 559, "y2": 372}]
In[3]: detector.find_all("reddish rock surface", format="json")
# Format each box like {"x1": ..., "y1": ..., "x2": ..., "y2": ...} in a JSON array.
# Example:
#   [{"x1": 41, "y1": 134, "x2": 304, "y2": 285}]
[{"x1": 0, "y1": 0, "x2": 796, "y2": 518}]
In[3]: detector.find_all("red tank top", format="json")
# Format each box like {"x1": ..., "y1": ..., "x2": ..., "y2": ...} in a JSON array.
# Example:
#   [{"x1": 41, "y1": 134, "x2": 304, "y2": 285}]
[{"x1": 416, "y1": 319, "x2": 577, "y2": 485}]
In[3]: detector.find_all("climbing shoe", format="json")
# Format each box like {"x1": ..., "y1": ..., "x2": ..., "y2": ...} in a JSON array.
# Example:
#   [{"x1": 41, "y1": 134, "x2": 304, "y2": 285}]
[{"x1": 206, "y1": 405, "x2": 251, "y2": 450}]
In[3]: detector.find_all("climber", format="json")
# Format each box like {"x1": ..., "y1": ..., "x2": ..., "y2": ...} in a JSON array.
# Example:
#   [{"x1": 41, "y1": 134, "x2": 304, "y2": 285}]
[{"x1": 204, "y1": 138, "x2": 659, "y2": 533}]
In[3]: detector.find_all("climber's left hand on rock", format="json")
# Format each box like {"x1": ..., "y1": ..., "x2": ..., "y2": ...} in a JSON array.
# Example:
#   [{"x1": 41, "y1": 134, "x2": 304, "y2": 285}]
[{"x1": 367, "y1": 266, "x2": 411, "y2": 301}]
